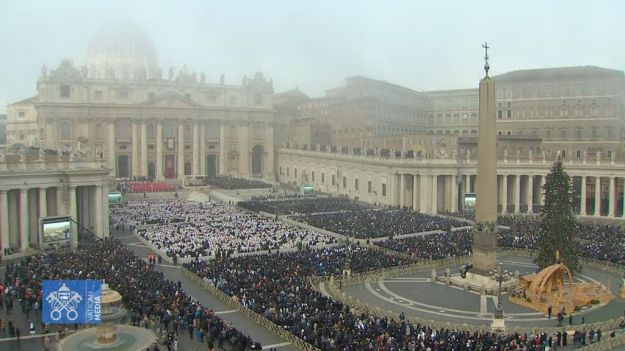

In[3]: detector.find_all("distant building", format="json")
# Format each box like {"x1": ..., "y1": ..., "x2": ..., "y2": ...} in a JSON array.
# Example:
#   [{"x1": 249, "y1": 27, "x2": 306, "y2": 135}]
[{"x1": 0, "y1": 114, "x2": 6, "y2": 144}]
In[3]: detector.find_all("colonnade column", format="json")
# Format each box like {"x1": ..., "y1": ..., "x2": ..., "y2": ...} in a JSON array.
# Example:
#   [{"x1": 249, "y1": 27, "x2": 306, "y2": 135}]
[
  {"x1": 219, "y1": 124, "x2": 226, "y2": 175},
  {"x1": 94, "y1": 185, "x2": 103, "y2": 237},
  {"x1": 69, "y1": 187, "x2": 78, "y2": 248},
  {"x1": 0, "y1": 191, "x2": 9, "y2": 252},
  {"x1": 450, "y1": 175, "x2": 458, "y2": 213},
  {"x1": 140, "y1": 122, "x2": 148, "y2": 176},
  {"x1": 580, "y1": 176, "x2": 587, "y2": 216},
  {"x1": 412, "y1": 175, "x2": 419, "y2": 212},
  {"x1": 608, "y1": 177, "x2": 615, "y2": 217},
  {"x1": 431, "y1": 175, "x2": 438, "y2": 214},
  {"x1": 192, "y1": 122, "x2": 199, "y2": 175},
  {"x1": 102, "y1": 185, "x2": 109, "y2": 237},
  {"x1": 19, "y1": 189, "x2": 28, "y2": 251},
  {"x1": 527, "y1": 175, "x2": 534, "y2": 214},
  {"x1": 466, "y1": 175, "x2": 472, "y2": 193},
  {"x1": 131, "y1": 122, "x2": 139, "y2": 176},
  {"x1": 156, "y1": 121, "x2": 163, "y2": 180},
  {"x1": 108, "y1": 122, "x2": 116, "y2": 175},
  {"x1": 177, "y1": 123, "x2": 185, "y2": 180},
  {"x1": 594, "y1": 177, "x2": 601, "y2": 216},
  {"x1": 39, "y1": 187, "x2": 47, "y2": 220},
  {"x1": 513, "y1": 175, "x2": 521, "y2": 214},
  {"x1": 399, "y1": 174, "x2": 405, "y2": 208},
  {"x1": 500, "y1": 175, "x2": 508, "y2": 214},
  {"x1": 265, "y1": 124, "x2": 274, "y2": 178},
  {"x1": 199, "y1": 123, "x2": 206, "y2": 176}
]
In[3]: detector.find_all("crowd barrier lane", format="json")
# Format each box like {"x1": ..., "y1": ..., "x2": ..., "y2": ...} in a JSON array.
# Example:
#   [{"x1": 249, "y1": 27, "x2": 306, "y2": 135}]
[
  {"x1": 322, "y1": 251, "x2": 625, "y2": 342},
  {"x1": 181, "y1": 268, "x2": 321, "y2": 351}
]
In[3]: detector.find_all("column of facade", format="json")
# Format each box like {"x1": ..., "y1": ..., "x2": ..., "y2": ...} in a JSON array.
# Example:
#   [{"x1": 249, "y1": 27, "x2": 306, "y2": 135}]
[
  {"x1": 219, "y1": 124, "x2": 226, "y2": 175},
  {"x1": 199, "y1": 123, "x2": 206, "y2": 176},
  {"x1": 156, "y1": 121, "x2": 163, "y2": 180},
  {"x1": 192, "y1": 122, "x2": 199, "y2": 175},
  {"x1": 500, "y1": 175, "x2": 508, "y2": 214},
  {"x1": 140, "y1": 122, "x2": 148, "y2": 176},
  {"x1": 540, "y1": 176, "x2": 546, "y2": 206},
  {"x1": 108, "y1": 122, "x2": 116, "y2": 175},
  {"x1": 594, "y1": 177, "x2": 601, "y2": 216},
  {"x1": 69, "y1": 187, "x2": 78, "y2": 248},
  {"x1": 466, "y1": 175, "x2": 472, "y2": 193},
  {"x1": 527, "y1": 175, "x2": 534, "y2": 214},
  {"x1": 102, "y1": 185, "x2": 110, "y2": 236},
  {"x1": 94, "y1": 185, "x2": 103, "y2": 237},
  {"x1": 419, "y1": 175, "x2": 430, "y2": 212},
  {"x1": 239, "y1": 123, "x2": 249, "y2": 176},
  {"x1": 431, "y1": 175, "x2": 438, "y2": 214},
  {"x1": 0, "y1": 190, "x2": 9, "y2": 252},
  {"x1": 265, "y1": 124, "x2": 274, "y2": 178},
  {"x1": 608, "y1": 177, "x2": 615, "y2": 217},
  {"x1": 580, "y1": 176, "x2": 587, "y2": 216},
  {"x1": 19, "y1": 189, "x2": 29, "y2": 251},
  {"x1": 514, "y1": 175, "x2": 521, "y2": 214},
  {"x1": 399, "y1": 174, "x2": 405, "y2": 208},
  {"x1": 177, "y1": 123, "x2": 185, "y2": 180},
  {"x1": 622, "y1": 178, "x2": 625, "y2": 218},
  {"x1": 412, "y1": 175, "x2": 419, "y2": 212},
  {"x1": 450, "y1": 175, "x2": 458, "y2": 213},
  {"x1": 131, "y1": 122, "x2": 139, "y2": 176}
]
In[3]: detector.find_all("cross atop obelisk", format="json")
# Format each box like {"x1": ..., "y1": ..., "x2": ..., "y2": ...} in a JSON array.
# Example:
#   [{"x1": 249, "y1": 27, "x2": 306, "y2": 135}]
[{"x1": 482, "y1": 42, "x2": 490, "y2": 77}]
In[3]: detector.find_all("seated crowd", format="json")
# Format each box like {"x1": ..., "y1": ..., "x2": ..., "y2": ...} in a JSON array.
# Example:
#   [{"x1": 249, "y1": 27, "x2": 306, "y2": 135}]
[
  {"x1": 3, "y1": 239, "x2": 259, "y2": 350},
  {"x1": 296, "y1": 209, "x2": 469, "y2": 238},
  {"x1": 206, "y1": 176, "x2": 272, "y2": 189},
  {"x1": 376, "y1": 229, "x2": 473, "y2": 260},
  {"x1": 185, "y1": 244, "x2": 569, "y2": 350},
  {"x1": 238, "y1": 197, "x2": 369, "y2": 215},
  {"x1": 116, "y1": 178, "x2": 177, "y2": 193},
  {"x1": 112, "y1": 200, "x2": 334, "y2": 258}
]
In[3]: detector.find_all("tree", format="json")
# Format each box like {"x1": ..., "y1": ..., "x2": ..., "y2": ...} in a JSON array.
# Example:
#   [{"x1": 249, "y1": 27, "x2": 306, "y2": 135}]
[{"x1": 534, "y1": 159, "x2": 581, "y2": 273}]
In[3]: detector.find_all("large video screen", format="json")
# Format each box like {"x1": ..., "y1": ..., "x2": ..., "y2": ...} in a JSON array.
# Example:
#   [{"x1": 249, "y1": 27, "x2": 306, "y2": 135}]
[
  {"x1": 42, "y1": 219, "x2": 71, "y2": 243},
  {"x1": 463, "y1": 193, "x2": 476, "y2": 213}
]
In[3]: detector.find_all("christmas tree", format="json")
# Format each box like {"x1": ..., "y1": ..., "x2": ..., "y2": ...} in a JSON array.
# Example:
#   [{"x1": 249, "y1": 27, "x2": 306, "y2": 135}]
[{"x1": 534, "y1": 159, "x2": 581, "y2": 273}]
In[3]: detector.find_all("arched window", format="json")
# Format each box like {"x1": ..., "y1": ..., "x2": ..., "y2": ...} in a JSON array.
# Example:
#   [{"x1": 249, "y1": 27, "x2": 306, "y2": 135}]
[{"x1": 59, "y1": 122, "x2": 72, "y2": 141}]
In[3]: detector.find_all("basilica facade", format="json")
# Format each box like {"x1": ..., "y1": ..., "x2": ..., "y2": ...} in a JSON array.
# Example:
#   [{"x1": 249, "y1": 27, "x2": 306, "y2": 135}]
[{"x1": 6, "y1": 28, "x2": 275, "y2": 180}]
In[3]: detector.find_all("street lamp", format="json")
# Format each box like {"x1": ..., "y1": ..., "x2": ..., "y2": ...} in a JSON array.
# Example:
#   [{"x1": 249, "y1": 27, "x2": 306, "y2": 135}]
[{"x1": 490, "y1": 261, "x2": 511, "y2": 318}]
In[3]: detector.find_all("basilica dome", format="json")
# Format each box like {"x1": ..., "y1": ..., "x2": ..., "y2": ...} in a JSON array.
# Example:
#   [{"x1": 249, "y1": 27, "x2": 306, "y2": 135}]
[{"x1": 85, "y1": 23, "x2": 159, "y2": 80}]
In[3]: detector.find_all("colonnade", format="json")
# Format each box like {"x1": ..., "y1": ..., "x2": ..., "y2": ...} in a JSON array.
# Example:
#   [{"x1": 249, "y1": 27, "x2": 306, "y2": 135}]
[{"x1": 0, "y1": 184, "x2": 108, "y2": 252}]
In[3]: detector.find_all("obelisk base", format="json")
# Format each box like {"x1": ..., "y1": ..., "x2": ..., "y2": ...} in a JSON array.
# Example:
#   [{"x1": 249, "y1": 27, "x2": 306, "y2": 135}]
[{"x1": 472, "y1": 230, "x2": 497, "y2": 275}]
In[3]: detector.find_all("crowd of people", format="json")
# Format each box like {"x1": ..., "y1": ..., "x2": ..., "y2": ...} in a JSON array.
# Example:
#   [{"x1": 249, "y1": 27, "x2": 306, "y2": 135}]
[
  {"x1": 2, "y1": 239, "x2": 260, "y2": 350},
  {"x1": 376, "y1": 229, "x2": 473, "y2": 260},
  {"x1": 206, "y1": 176, "x2": 272, "y2": 189},
  {"x1": 185, "y1": 244, "x2": 585, "y2": 350},
  {"x1": 296, "y1": 209, "x2": 469, "y2": 238},
  {"x1": 239, "y1": 197, "x2": 369, "y2": 215},
  {"x1": 112, "y1": 200, "x2": 334, "y2": 259},
  {"x1": 115, "y1": 177, "x2": 177, "y2": 194}
]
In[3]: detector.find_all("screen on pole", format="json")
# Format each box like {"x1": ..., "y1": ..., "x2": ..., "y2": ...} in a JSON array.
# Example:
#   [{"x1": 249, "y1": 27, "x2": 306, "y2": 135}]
[{"x1": 41, "y1": 217, "x2": 71, "y2": 243}]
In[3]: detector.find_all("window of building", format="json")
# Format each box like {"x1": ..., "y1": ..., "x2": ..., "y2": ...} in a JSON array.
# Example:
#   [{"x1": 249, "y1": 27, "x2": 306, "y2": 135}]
[
  {"x1": 561, "y1": 150, "x2": 566, "y2": 158},
  {"x1": 95, "y1": 91, "x2": 103, "y2": 100},
  {"x1": 576, "y1": 128, "x2": 582, "y2": 138},
  {"x1": 607, "y1": 150, "x2": 612, "y2": 158},
  {"x1": 279, "y1": 166, "x2": 283, "y2": 175},
  {"x1": 18, "y1": 111, "x2": 25, "y2": 117},
  {"x1": 321, "y1": 173, "x2": 325, "y2": 184},
  {"x1": 497, "y1": 131, "x2": 503, "y2": 135},
  {"x1": 382, "y1": 183, "x2": 387, "y2": 196},
  {"x1": 287, "y1": 167, "x2": 290, "y2": 176},
  {"x1": 591, "y1": 128, "x2": 598, "y2": 138},
  {"x1": 294, "y1": 169, "x2": 297, "y2": 178},
  {"x1": 506, "y1": 131, "x2": 512, "y2": 136},
  {"x1": 119, "y1": 144, "x2": 128, "y2": 150},
  {"x1": 497, "y1": 110, "x2": 502, "y2": 119},
  {"x1": 368, "y1": 181, "x2": 372, "y2": 193},
  {"x1": 506, "y1": 109, "x2": 512, "y2": 118},
  {"x1": 118, "y1": 91, "x2": 129, "y2": 99},
  {"x1": 60, "y1": 85, "x2": 71, "y2": 98},
  {"x1": 185, "y1": 144, "x2": 191, "y2": 151},
  {"x1": 560, "y1": 129, "x2": 567, "y2": 139},
  {"x1": 59, "y1": 123, "x2": 71, "y2": 140},
  {"x1": 342, "y1": 177, "x2": 347, "y2": 188},
  {"x1": 331, "y1": 174, "x2": 336, "y2": 185},
  {"x1": 148, "y1": 144, "x2": 155, "y2": 151},
  {"x1": 545, "y1": 129, "x2": 552, "y2": 138},
  {"x1": 354, "y1": 179, "x2": 359, "y2": 191},
  {"x1": 576, "y1": 150, "x2": 581, "y2": 158},
  {"x1": 312, "y1": 171, "x2": 315, "y2": 181}
]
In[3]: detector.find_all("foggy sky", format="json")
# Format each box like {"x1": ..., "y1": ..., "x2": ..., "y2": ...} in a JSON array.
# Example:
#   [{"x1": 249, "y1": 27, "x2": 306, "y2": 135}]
[{"x1": 1, "y1": 0, "x2": 624, "y2": 113}]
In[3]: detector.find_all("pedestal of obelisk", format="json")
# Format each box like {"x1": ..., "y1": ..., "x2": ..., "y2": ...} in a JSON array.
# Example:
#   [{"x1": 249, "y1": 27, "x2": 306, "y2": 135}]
[{"x1": 472, "y1": 53, "x2": 498, "y2": 275}]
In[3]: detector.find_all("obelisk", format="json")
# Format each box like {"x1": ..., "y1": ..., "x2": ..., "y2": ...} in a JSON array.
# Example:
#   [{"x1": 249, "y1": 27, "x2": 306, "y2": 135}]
[{"x1": 472, "y1": 42, "x2": 498, "y2": 274}]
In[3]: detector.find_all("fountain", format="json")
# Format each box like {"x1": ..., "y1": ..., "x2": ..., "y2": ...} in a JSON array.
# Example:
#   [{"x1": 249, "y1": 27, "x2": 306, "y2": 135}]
[{"x1": 58, "y1": 282, "x2": 157, "y2": 351}]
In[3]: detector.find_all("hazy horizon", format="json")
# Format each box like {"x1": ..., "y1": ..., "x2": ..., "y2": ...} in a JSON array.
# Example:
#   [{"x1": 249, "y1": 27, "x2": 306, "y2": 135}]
[{"x1": 1, "y1": 0, "x2": 624, "y2": 113}]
